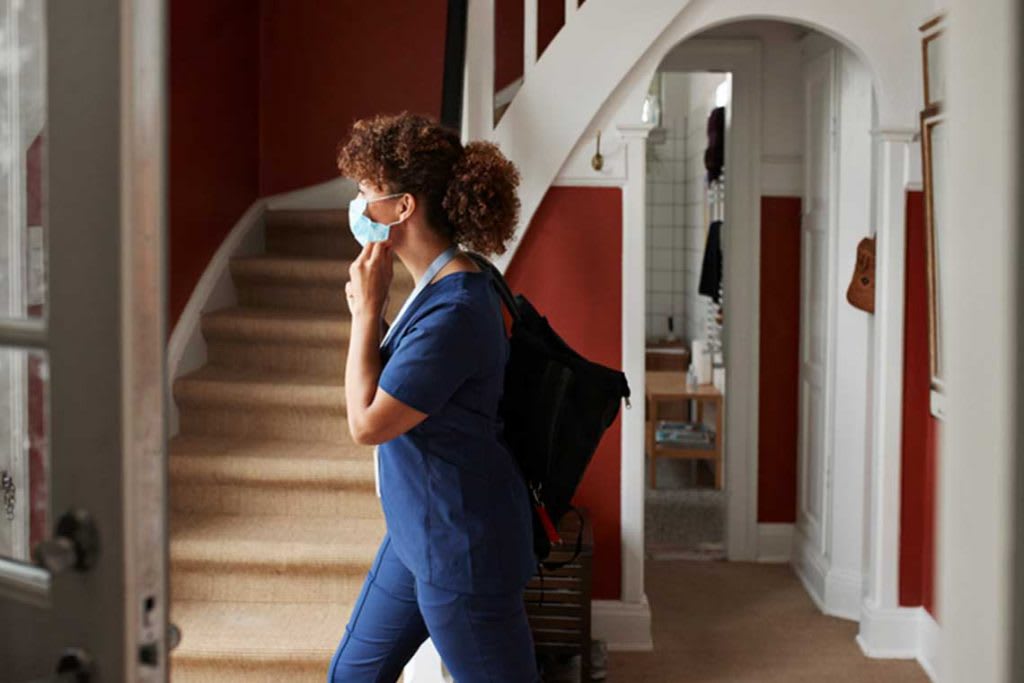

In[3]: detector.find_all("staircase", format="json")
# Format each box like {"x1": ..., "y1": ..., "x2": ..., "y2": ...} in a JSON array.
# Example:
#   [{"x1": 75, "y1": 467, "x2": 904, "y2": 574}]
[{"x1": 168, "y1": 209, "x2": 414, "y2": 682}]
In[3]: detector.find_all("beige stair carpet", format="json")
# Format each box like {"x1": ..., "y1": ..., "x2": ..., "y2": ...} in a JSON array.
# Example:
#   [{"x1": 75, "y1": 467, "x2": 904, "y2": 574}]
[{"x1": 169, "y1": 210, "x2": 414, "y2": 683}]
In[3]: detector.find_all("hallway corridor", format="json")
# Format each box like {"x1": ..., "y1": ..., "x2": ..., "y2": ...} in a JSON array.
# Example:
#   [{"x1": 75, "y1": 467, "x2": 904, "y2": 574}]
[{"x1": 608, "y1": 559, "x2": 929, "y2": 682}]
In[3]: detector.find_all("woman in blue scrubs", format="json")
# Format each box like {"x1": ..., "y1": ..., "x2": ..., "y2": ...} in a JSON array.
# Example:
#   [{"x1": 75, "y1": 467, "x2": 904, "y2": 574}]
[{"x1": 327, "y1": 111, "x2": 542, "y2": 682}]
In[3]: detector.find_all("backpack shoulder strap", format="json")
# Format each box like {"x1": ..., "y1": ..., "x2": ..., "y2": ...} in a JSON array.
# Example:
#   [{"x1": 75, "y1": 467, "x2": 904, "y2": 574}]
[{"x1": 465, "y1": 251, "x2": 521, "y2": 323}]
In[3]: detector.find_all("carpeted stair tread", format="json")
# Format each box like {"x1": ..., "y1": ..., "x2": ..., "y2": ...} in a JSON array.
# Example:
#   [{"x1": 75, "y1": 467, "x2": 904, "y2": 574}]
[
  {"x1": 170, "y1": 513, "x2": 384, "y2": 571},
  {"x1": 173, "y1": 364, "x2": 347, "y2": 410},
  {"x1": 168, "y1": 447, "x2": 374, "y2": 489},
  {"x1": 170, "y1": 599, "x2": 351, "y2": 663},
  {"x1": 201, "y1": 306, "x2": 352, "y2": 345},
  {"x1": 168, "y1": 433, "x2": 362, "y2": 460}
]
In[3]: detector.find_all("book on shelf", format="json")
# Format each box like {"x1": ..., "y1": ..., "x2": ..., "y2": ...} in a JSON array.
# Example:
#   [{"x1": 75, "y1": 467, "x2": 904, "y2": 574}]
[{"x1": 654, "y1": 420, "x2": 716, "y2": 449}]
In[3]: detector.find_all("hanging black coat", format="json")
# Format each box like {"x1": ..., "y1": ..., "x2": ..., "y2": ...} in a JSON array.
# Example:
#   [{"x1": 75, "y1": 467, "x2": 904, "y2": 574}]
[{"x1": 698, "y1": 220, "x2": 723, "y2": 303}]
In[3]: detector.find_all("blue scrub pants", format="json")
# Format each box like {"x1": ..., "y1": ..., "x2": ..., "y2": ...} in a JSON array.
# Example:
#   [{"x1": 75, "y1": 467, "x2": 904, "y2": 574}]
[{"x1": 327, "y1": 533, "x2": 542, "y2": 682}]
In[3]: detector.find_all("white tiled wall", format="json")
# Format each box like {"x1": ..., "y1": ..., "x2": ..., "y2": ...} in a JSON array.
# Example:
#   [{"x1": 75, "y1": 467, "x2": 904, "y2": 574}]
[
  {"x1": 644, "y1": 125, "x2": 686, "y2": 342},
  {"x1": 645, "y1": 71, "x2": 729, "y2": 344}
]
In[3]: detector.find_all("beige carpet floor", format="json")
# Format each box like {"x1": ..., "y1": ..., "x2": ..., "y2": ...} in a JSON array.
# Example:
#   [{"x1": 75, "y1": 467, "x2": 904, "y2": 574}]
[
  {"x1": 606, "y1": 558, "x2": 930, "y2": 682},
  {"x1": 168, "y1": 210, "x2": 413, "y2": 682}
]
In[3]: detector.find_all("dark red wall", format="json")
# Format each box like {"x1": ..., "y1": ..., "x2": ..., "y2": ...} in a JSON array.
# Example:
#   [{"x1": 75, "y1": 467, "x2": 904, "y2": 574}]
[
  {"x1": 259, "y1": 1, "x2": 448, "y2": 196},
  {"x1": 504, "y1": 191, "x2": 805, "y2": 593},
  {"x1": 169, "y1": 0, "x2": 261, "y2": 335},
  {"x1": 495, "y1": 0, "x2": 577, "y2": 92},
  {"x1": 537, "y1": 0, "x2": 565, "y2": 59},
  {"x1": 758, "y1": 197, "x2": 802, "y2": 523},
  {"x1": 495, "y1": 0, "x2": 524, "y2": 92},
  {"x1": 171, "y1": 1, "x2": 450, "y2": 334},
  {"x1": 899, "y1": 190, "x2": 939, "y2": 618},
  {"x1": 505, "y1": 186, "x2": 624, "y2": 600}
]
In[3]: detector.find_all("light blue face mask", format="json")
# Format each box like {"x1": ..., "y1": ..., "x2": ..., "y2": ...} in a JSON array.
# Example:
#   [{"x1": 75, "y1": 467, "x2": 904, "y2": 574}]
[{"x1": 347, "y1": 191, "x2": 406, "y2": 247}]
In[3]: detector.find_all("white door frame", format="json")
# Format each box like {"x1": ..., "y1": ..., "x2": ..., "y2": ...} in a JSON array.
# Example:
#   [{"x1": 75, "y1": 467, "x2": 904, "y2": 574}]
[
  {"x1": 793, "y1": 45, "x2": 840, "y2": 603},
  {"x1": 616, "y1": 30, "x2": 915, "y2": 652},
  {"x1": 0, "y1": 1, "x2": 168, "y2": 680},
  {"x1": 624, "y1": 39, "x2": 763, "y2": 570}
]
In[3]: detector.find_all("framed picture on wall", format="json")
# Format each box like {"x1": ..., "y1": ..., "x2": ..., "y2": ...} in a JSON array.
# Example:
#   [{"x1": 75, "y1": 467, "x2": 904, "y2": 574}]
[
  {"x1": 920, "y1": 13, "x2": 946, "y2": 400},
  {"x1": 921, "y1": 105, "x2": 946, "y2": 391},
  {"x1": 921, "y1": 19, "x2": 945, "y2": 109}
]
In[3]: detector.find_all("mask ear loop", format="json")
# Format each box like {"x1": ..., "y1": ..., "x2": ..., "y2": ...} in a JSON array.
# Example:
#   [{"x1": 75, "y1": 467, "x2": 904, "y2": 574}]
[{"x1": 373, "y1": 191, "x2": 410, "y2": 228}]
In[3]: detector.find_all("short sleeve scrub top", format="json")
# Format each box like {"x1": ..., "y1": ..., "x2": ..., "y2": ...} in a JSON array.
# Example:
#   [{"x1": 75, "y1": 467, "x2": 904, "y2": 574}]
[{"x1": 376, "y1": 268, "x2": 537, "y2": 596}]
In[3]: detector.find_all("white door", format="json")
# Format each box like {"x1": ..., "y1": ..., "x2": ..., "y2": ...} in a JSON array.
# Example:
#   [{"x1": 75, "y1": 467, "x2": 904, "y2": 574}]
[
  {"x1": 796, "y1": 48, "x2": 837, "y2": 561},
  {"x1": 0, "y1": 2, "x2": 168, "y2": 681}
]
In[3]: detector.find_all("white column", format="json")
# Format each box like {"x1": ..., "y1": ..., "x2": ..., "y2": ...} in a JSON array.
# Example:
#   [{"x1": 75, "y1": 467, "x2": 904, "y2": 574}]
[
  {"x1": 858, "y1": 128, "x2": 915, "y2": 651},
  {"x1": 462, "y1": 0, "x2": 494, "y2": 142},
  {"x1": 615, "y1": 122, "x2": 653, "y2": 608}
]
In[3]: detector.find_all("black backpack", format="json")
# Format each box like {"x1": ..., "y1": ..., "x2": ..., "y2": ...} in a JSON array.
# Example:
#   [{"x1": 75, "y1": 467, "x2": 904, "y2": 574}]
[{"x1": 465, "y1": 252, "x2": 632, "y2": 578}]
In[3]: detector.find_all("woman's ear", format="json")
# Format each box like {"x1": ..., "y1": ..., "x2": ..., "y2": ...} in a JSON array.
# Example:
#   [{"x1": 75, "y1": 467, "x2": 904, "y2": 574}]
[{"x1": 396, "y1": 193, "x2": 416, "y2": 224}]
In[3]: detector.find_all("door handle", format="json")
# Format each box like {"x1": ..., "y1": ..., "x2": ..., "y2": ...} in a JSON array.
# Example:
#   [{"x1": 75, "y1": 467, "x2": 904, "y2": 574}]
[
  {"x1": 31, "y1": 509, "x2": 100, "y2": 573},
  {"x1": 20, "y1": 647, "x2": 93, "y2": 683}
]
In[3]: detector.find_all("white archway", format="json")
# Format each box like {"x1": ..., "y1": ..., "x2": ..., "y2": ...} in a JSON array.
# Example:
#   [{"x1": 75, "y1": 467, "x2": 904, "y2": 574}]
[{"x1": 480, "y1": 0, "x2": 922, "y2": 659}]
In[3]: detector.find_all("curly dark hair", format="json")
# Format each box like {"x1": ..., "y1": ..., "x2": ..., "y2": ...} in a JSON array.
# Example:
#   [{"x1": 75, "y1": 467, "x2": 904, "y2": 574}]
[{"x1": 336, "y1": 111, "x2": 521, "y2": 256}]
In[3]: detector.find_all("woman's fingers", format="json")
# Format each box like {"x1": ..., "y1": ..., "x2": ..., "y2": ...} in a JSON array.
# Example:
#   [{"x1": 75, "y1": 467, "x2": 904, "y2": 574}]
[{"x1": 346, "y1": 241, "x2": 393, "y2": 318}]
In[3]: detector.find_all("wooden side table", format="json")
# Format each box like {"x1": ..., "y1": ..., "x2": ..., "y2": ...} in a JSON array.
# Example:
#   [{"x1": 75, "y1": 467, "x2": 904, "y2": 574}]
[{"x1": 645, "y1": 370, "x2": 724, "y2": 489}]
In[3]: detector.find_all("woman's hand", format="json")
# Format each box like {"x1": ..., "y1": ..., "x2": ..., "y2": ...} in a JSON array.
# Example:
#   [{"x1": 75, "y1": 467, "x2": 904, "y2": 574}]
[{"x1": 346, "y1": 240, "x2": 394, "y2": 320}]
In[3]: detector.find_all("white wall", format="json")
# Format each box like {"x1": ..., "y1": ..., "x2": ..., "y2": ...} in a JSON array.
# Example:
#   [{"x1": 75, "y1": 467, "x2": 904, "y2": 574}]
[{"x1": 939, "y1": 0, "x2": 1021, "y2": 679}]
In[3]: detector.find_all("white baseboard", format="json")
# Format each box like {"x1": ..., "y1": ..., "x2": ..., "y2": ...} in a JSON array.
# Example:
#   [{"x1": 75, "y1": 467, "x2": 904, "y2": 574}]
[
  {"x1": 756, "y1": 523, "x2": 794, "y2": 562},
  {"x1": 792, "y1": 525, "x2": 861, "y2": 620},
  {"x1": 792, "y1": 528, "x2": 828, "y2": 613},
  {"x1": 857, "y1": 602, "x2": 939, "y2": 681},
  {"x1": 917, "y1": 609, "x2": 940, "y2": 682},
  {"x1": 824, "y1": 568, "x2": 862, "y2": 621},
  {"x1": 857, "y1": 603, "x2": 920, "y2": 657},
  {"x1": 592, "y1": 597, "x2": 653, "y2": 651},
  {"x1": 166, "y1": 200, "x2": 266, "y2": 435}
]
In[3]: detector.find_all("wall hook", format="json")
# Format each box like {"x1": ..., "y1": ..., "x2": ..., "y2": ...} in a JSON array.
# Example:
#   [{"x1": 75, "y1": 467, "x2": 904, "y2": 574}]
[{"x1": 591, "y1": 130, "x2": 604, "y2": 171}]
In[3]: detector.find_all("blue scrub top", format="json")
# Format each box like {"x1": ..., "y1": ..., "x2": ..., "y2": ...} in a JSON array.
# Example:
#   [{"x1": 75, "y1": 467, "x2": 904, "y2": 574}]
[{"x1": 376, "y1": 269, "x2": 537, "y2": 595}]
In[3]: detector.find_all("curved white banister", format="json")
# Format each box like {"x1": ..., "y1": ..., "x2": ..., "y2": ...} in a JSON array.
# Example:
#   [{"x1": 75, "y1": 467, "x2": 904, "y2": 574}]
[
  {"x1": 477, "y1": 0, "x2": 919, "y2": 274},
  {"x1": 483, "y1": 0, "x2": 694, "y2": 272}
]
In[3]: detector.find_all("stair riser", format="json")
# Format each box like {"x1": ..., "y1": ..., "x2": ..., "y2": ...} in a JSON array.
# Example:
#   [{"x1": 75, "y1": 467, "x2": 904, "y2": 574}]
[
  {"x1": 170, "y1": 483, "x2": 382, "y2": 518},
  {"x1": 265, "y1": 226, "x2": 361, "y2": 261},
  {"x1": 235, "y1": 283, "x2": 414, "y2": 316},
  {"x1": 172, "y1": 564, "x2": 374, "y2": 604},
  {"x1": 207, "y1": 341, "x2": 348, "y2": 376},
  {"x1": 179, "y1": 408, "x2": 347, "y2": 442},
  {"x1": 238, "y1": 285, "x2": 348, "y2": 313}
]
